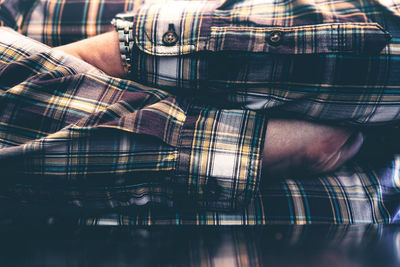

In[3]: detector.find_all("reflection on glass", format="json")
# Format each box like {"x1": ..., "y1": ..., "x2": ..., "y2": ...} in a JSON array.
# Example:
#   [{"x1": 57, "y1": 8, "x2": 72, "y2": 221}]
[{"x1": 0, "y1": 223, "x2": 399, "y2": 266}]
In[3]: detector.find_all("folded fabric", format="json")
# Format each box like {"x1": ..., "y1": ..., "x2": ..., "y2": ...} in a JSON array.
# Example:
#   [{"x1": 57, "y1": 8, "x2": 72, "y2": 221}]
[
  {"x1": 0, "y1": 28, "x2": 399, "y2": 224},
  {"x1": 1, "y1": 0, "x2": 400, "y2": 224}
]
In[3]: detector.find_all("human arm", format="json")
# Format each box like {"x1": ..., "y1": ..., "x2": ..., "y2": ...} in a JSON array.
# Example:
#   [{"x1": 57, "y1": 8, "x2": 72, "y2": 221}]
[
  {"x1": 55, "y1": 31, "x2": 125, "y2": 78},
  {"x1": 55, "y1": 30, "x2": 364, "y2": 179}
]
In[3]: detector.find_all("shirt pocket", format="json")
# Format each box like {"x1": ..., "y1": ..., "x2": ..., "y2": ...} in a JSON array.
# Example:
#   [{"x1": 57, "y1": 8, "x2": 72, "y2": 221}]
[{"x1": 206, "y1": 23, "x2": 391, "y2": 55}]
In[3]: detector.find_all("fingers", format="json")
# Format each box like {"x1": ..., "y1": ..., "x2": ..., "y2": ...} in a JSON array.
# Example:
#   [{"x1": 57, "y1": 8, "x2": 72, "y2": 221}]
[
  {"x1": 262, "y1": 119, "x2": 363, "y2": 179},
  {"x1": 310, "y1": 132, "x2": 364, "y2": 173}
]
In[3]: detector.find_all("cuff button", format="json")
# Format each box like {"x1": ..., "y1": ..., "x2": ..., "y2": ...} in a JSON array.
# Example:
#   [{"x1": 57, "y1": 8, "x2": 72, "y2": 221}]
[
  {"x1": 162, "y1": 24, "x2": 179, "y2": 46},
  {"x1": 202, "y1": 177, "x2": 221, "y2": 200},
  {"x1": 268, "y1": 31, "x2": 283, "y2": 46}
]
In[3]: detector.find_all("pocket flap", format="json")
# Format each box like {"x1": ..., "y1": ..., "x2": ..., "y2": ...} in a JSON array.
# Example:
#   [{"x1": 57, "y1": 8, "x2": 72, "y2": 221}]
[{"x1": 207, "y1": 23, "x2": 391, "y2": 54}]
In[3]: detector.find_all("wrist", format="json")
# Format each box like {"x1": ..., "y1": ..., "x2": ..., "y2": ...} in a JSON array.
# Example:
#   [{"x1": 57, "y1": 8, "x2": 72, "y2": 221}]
[
  {"x1": 82, "y1": 31, "x2": 126, "y2": 77},
  {"x1": 111, "y1": 13, "x2": 135, "y2": 76}
]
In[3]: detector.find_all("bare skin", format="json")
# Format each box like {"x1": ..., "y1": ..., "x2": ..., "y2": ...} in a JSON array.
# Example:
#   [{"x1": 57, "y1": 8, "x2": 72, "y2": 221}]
[
  {"x1": 55, "y1": 31, "x2": 364, "y2": 178},
  {"x1": 55, "y1": 31, "x2": 125, "y2": 77},
  {"x1": 262, "y1": 119, "x2": 364, "y2": 178}
]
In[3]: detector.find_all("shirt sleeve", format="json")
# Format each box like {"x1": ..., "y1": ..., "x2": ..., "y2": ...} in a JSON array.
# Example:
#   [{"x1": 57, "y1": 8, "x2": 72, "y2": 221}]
[
  {"x1": 122, "y1": 0, "x2": 399, "y2": 125},
  {"x1": 127, "y1": 0, "x2": 390, "y2": 87},
  {"x1": 0, "y1": 27, "x2": 267, "y2": 212},
  {"x1": 173, "y1": 101, "x2": 267, "y2": 211},
  {"x1": 17, "y1": 0, "x2": 400, "y2": 124}
]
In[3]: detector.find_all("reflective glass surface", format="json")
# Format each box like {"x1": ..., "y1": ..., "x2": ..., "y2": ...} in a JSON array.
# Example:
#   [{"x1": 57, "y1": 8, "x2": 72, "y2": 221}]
[{"x1": 0, "y1": 222, "x2": 399, "y2": 266}]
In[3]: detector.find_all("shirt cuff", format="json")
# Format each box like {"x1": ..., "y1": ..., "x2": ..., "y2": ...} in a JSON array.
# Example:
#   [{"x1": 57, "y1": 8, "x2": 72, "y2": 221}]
[{"x1": 173, "y1": 102, "x2": 268, "y2": 211}]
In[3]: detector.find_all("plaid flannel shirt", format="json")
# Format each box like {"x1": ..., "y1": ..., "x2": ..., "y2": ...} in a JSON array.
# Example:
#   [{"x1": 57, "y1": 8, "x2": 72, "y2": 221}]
[
  {"x1": 18, "y1": 0, "x2": 400, "y2": 124},
  {"x1": 1, "y1": 0, "x2": 400, "y2": 224}
]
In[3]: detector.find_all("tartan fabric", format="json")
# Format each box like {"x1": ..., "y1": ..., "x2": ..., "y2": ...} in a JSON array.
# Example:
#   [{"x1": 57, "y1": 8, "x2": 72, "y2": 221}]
[
  {"x1": 20, "y1": 0, "x2": 145, "y2": 45},
  {"x1": 1, "y1": 0, "x2": 400, "y2": 224},
  {"x1": 0, "y1": 0, "x2": 24, "y2": 28},
  {"x1": 0, "y1": 28, "x2": 266, "y2": 212},
  {"x1": 76, "y1": 160, "x2": 399, "y2": 225},
  {"x1": 0, "y1": 28, "x2": 397, "y2": 224},
  {"x1": 18, "y1": 0, "x2": 400, "y2": 124},
  {"x1": 126, "y1": 0, "x2": 400, "y2": 125}
]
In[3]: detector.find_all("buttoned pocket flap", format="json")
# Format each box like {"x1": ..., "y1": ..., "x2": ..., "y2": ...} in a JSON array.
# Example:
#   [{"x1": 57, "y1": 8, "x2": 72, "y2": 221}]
[{"x1": 206, "y1": 23, "x2": 391, "y2": 54}]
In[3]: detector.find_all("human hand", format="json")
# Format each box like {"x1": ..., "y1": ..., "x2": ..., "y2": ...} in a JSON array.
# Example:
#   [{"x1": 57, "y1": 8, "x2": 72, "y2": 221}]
[{"x1": 262, "y1": 119, "x2": 364, "y2": 178}]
